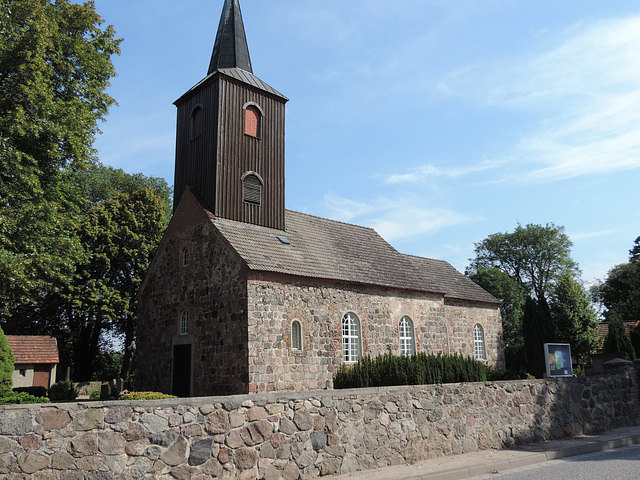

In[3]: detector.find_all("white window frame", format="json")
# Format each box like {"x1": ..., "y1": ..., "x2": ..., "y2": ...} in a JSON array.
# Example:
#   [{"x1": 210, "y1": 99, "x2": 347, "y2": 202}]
[
  {"x1": 399, "y1": 315, "x2": 415, "y2": 357},
  {"x1": 342, "y1": 312, "x2": 361, "y2": 363},
  {"x1": 473, "y1": 323, "x2": 486, "y2": 361},
  {"x1": 179, "y1": 310, "x2": 189, "y2": 336},
  {"x1": 291, "y1": 320, "x2": 302, "y2": 351},
  {"x1": 182, "y1": 248, "x2": 188, "y2": 267}
]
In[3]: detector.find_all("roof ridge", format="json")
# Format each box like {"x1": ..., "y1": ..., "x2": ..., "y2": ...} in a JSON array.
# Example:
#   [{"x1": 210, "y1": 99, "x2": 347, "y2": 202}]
[
  {"x1": 285, "y1": 209, "x2": 382, "y2": 235},
  {"x1": 403, "y1": 253, "x2": 448, "y2": 263},
  {"x1": 212, "y1": 215, "x2": 287, "y2": 234}
]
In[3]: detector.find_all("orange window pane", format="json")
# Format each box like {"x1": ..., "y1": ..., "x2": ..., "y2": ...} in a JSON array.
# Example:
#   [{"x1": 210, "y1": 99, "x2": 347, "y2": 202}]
[{"x1": 245, "y1": 106, "x2": 260, "y2": 137}]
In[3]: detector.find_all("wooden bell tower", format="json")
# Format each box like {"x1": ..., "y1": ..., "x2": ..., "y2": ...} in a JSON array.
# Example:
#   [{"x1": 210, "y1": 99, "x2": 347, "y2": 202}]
[{"x1": 173, "y1": 0, "x2": 288, "y2": 230}]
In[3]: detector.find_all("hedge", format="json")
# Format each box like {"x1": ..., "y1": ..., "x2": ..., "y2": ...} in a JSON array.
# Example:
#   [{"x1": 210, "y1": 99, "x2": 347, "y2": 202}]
[{"x1": 333, "y1": 352, "x2": 493, "y2": 389}]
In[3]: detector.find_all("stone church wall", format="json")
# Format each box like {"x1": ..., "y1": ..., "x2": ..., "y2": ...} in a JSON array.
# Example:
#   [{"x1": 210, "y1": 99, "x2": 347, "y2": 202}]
[
  {"x1": 246, "y1": 275, "x2": 503, "y2": 393},
  {"x1": 0, "y1": 367, "x2": 637, "y2": 479},
  {"x1": 137, "y1": 217, "x2": 250, "y2": 396}
]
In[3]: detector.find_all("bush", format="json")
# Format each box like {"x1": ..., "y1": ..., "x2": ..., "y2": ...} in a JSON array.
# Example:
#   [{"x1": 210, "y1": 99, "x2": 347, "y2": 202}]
[
  {"x1": 48, "y1": 380, "x2": 79, "y2": 402},
  {"x1": 0, "y1": 327, "x2": 14, "y2": 390},
  {"x1": 13, "y1": 386, "x2": 47, "y2": 398},
  {"x1": 118, "y1": 391, "x2": 177, "y2": 400},
  {"x1": 0, "y1": 387, "x2": 49, "y2": 405},
  {"x1": 333, "y1": 352, "x2": 492, "y2": 389},
  {"x1": 603, "y1": 312, "x2": 636, "y2": 360}
]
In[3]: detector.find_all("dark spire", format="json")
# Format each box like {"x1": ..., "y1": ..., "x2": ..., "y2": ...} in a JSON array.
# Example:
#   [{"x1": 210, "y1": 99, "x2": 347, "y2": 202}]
[{"x1": 208, "y1": 0, "x2": 253, "y2": 75}]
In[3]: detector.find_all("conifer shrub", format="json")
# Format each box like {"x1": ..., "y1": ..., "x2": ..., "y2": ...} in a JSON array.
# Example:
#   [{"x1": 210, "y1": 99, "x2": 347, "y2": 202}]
[
  {"x1": 333, "y1": 352, "x2": 492, "y2": 389},
  {"x1": 0, "y1": 326, "x2": 14, "y2": 390},
  {"x1": 48, "y1": 380, "x2": 79, "y2": 402}
]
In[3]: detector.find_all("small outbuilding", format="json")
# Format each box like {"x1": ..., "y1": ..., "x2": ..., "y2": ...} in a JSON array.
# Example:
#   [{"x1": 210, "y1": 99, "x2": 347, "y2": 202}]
[{"x1": 6, "y1": 335, "x2": 59, "y2": 390}]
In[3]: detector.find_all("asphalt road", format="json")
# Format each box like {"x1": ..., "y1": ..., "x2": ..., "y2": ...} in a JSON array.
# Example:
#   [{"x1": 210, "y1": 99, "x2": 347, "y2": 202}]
[{"x1": 470, "y1": 444, "x2": 640, "y2": 480}]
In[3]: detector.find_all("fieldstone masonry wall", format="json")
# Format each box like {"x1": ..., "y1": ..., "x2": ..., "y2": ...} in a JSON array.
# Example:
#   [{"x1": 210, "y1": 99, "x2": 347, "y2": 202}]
[
  {"x1": 1, "y1": 366, "x2": 638, "y2": 479},
  {"x1": 247, "y1": 277, "x2": 503, "y2": 393}
]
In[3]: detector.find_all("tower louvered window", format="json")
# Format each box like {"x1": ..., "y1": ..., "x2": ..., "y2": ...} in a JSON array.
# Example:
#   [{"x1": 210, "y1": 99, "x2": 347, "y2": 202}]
[
  {"x1": 244, "y1": 105, "x2": 261, "y2": 137},
  {"x1": 243, "y1": 173, "x2": 262, "y2": 205}
]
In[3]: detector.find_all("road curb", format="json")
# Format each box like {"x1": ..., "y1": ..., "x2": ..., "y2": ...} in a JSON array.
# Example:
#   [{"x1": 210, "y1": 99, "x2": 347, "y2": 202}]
[{"x1": 375, "y1": 433, "x2": 640, "y2": 480}]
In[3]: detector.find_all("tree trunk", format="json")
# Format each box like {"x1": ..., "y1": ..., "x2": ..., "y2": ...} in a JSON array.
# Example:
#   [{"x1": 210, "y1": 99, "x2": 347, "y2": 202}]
[{"x1": 120, "y1": 314, "x2": 135, "y2": 381}]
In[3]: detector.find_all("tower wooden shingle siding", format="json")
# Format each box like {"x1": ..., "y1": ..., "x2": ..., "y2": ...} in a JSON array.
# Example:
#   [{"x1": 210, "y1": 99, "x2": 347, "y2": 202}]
[{"x1": 173, "y1": 0, "x2": 288, "y2": 230}]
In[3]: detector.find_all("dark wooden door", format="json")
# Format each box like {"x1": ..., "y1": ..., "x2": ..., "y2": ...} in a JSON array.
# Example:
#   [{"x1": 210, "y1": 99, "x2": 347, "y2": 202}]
[
  {"x1": 33, "y1": 365, "x2": 51, "y2": 389},
  {"x1": 172, "y1": 345, "x2": 191, "y2": 397}
]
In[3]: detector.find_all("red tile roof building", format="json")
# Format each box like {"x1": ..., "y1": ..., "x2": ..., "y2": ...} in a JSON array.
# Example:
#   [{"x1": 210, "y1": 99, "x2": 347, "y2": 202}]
[
  {"x1": 6, "y1": 336, "x2": 59, "y2": 364},
  {"x1": 6, "y1": 336, "x2": 59, "y2": 390}
]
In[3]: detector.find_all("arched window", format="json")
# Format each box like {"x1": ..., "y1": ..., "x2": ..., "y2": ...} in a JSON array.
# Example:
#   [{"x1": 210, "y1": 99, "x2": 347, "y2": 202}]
[
  {"x1": 342, "y1": 312, "x2": 361, "y2": 363},
  {"x1": 179, "y1": 310, "x2": 189, "y2": 336},
  {"x1": 244, "y1": 105, "x2": 261, "y2": 137},
  {"x1": 291, "y1": 320, "x2": 302, "y2": 351},
  {"x1": 473, "y1": 324, "x2": 486, "y2": 361},
  {"x1": 399, "y1": 316, "x2": 415, "y2": 357},
  {"x1": 242, "y1": 172, "x2": 262, "y2": 205},
  {"x1": 191, "y1": 106, "x2": 202, "y2": 139},
  {"x1": 182, "y1": 248, "x2": 188, "y2": 267}
]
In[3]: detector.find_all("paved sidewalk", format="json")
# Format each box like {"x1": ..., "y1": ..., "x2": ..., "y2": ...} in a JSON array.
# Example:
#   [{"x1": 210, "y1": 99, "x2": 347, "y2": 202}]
[{"x1": 322, "y1": 425, "x2": 640, "y2": 480}]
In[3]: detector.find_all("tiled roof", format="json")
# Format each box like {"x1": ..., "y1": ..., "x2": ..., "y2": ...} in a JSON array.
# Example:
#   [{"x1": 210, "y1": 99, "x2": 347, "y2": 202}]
[
  {"x1": 6, "y1": 336, "x2": 59, "y2": 364},
  {"x1": 406, "y1": 255, "x2": 501, "y2": 304},
  {"x1": 211, "y1": 209, "x2": 500, "y2": 304},
  {"x1": 598, "y1": 320, "x2": 639, "y2": 338}
]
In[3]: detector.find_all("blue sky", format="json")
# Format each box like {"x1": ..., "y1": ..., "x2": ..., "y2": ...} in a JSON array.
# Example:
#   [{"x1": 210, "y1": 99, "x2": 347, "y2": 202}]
[{"x1": 92, "y1": 0, "x2": 640, "y2": 285}]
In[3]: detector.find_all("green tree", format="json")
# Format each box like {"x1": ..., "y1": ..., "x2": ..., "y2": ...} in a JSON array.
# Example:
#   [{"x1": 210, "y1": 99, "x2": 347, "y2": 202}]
[
  {"x1": 68, "y1": 188, "x2": 168, "y2": 380},
  {"x1": 550, "y1": 272, "x2": 601, "y2": 366},
  {"x1": 630, "y1": 236, "x2": 640, "y2": 261},
  {"x1": 468, "y1": 267, "x2": 526, "y2": 371},
  {"x1": 0, "y1": 326, "x2": 14, "y2": 390},
  {"x1": 467, "y1": 223, "x2": 582, "y2": 374},
  {"x1": 592, "y1": 263, "x2": 640, "y2": 322},
  {"x1": 591, "y1": 236, "x2": 640, "y2": 324},
  {"x1": 0, "y1": 0, "x2": 121, "y2": 319},
  {"x1": 75, "y1": 162, "x2": 172, "y2": 220},
  {"x1": 467, "y1": 223, "x2": 577, "y2": 301},
  {"x1": 602, "y1": 312, "x2": 636, "y2": 360},
  {"x1": 522, "y1": 296, "x2": 557, "y2": 377},
  {"x1": 5, "y1": 166, "x2": 169, "y2": 382}
]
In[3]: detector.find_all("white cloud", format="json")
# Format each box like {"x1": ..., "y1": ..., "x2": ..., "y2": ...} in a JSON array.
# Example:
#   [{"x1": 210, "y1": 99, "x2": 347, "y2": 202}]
[
  {"x1": 385, "y1": 159, "x2": 505, "y2": 184},
  {"x1": 447, "y1": 16, "x2": 640, "y2": 183},
  {"x1": 322, "y1": 192, "x2": 374, "y2": 222},
  {"x1": 569, "y1": 229, "x2": 618, "y2": 242},
  {"x1": 323, "y1": 191, "x2": 479, "y2": 241}
]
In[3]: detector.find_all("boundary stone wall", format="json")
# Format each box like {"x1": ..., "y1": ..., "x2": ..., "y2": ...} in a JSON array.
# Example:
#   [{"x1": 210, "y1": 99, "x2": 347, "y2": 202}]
[{"x1": 0, "y1": 367, "x2": 638, "y2": 479}]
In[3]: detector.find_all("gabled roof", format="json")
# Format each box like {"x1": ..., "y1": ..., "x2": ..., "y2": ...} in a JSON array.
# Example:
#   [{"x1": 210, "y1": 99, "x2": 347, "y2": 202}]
[
  {"x1": 406, "y1": 255, "x2": 501, "y2": 304},
  {"x1": 208, "y1": 0, "x2": 252, "y2": 74},
  {"x1": 6, "y1": 336, "x2": 59, "y2": 364},
  {"x1": 207, "y1": 203, "x2": 499, "y2": 304}
]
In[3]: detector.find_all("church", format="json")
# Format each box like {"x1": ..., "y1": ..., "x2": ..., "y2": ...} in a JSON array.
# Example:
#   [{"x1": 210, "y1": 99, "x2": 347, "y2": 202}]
[{"x1": 136, "y1": 0, "x2": 504, "y2": 397}]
